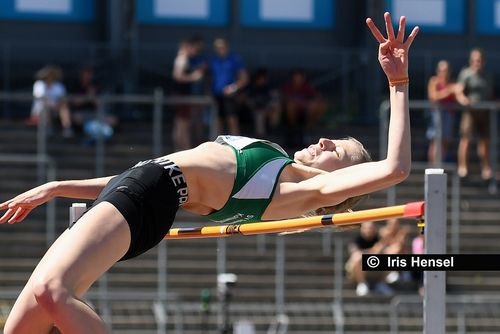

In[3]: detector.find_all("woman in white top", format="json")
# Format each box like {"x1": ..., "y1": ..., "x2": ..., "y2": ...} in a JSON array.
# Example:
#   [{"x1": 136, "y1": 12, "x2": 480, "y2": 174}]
[{"x1": 31, "y1": 65, "x2": 73, "y2": 137}]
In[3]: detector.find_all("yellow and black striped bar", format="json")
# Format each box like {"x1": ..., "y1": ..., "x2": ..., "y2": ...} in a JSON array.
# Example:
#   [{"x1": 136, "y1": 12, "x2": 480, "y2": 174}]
[{"x1": 165, "y1": 201, "x2": 425, "y2": 239}]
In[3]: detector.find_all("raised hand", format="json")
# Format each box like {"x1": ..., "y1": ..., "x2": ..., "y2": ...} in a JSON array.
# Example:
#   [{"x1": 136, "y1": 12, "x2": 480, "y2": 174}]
[
  {"x1": 366, "y1": 12, "x2": 419, "y2": 81},
  {"x1": 0, "y1": 183, "x2": 54, "y2": 224}
]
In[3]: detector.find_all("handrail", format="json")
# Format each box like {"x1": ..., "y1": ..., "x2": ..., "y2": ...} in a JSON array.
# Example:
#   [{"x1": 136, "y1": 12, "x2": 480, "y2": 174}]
[
  {"x1": 0, "y1": 92, "x2": 213, "y2": 106},
  {"x1": 390, "y1": 294, "x2": 500, "y2": 334},
  {"x1": 0, "y1": 153, "x2": 53, "y2": 164}
]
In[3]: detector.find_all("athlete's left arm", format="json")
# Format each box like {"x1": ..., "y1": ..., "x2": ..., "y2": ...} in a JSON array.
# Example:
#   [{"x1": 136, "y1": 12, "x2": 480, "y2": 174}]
[
  {"x1": 279, "y1": 155, "x2": 410, "y2": 213},
  {"x1": 276, "y1": 13, "x2": 417, "y2": 214}
]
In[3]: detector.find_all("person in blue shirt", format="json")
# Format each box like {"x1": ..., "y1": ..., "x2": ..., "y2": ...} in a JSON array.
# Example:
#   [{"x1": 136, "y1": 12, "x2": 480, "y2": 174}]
[{"x1": 209, "y1": 38, "x2": 249, "y2": 135}]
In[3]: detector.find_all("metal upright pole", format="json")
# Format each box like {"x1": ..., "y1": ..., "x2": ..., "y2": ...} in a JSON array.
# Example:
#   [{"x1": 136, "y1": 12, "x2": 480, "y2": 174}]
[
  {"x1": 217, "y1": 238, "x2": 227, "y2": 279},
  {"x1": 153, "y1": 88, "x2": 168, "y2": 334},
  {"x1": 156, "y1": 240, "x2": 168, "y2": 334},
  {"x1": 217, "y1": 237, "x2": 227, "y2": 332},
  {"x1": 322, "y1": 229, "x2": 332, "y2": 256},
  {"x1": 341, "y1": 52, "x2": 349, "y2": 115},
  {"x1": 386, "y1": 187, "x2": 396, "y2": 207},
  {"x1": 489, "y1": 107, "x2": 497, "y2": 194},
  {"x1": 257, "y1": 234, "x2": 266, "y2": 254},
  {"x1": 451, "y1": 171, "x2": 461, "y2": 254},
  {"x1": 333, "y1": 235, "x2": 344, "y2": 334},
  {"x1": 275, "y1": 236, "x2": 286, "y2": 316},
  {"x1": 37, "y1": 106, "x2": 48, "y2": 184},
  {"x1": 423, "y1": 168, "x2": 447, "y2": 334},
  {"x1": 95, "y1": 99, "x2": 106, "y2": 177},
  {"x1": 435, "y1": 109, "x2": 443, "y2": 166},
  {"x1": 153, "y1": 88, "x2": 163, "y2": 156},
  {"x1": 2, "y1": 45, "x2": 11, "y2": 118},
  {"x1": 209, "y1": 99, "x2": 219, "y2": 139},
  {"x1": 45, "y1": 163, "x2": 57, "y2": 247}
]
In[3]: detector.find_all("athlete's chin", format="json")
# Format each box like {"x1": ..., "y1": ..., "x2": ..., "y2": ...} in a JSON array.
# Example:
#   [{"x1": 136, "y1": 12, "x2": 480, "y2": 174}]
[
  {"x1": 293, "y1": 150, "x2": 310, "y2": 166},
  {"x1": 293, "y1": 150, "x2": 304, "y2": 161}
]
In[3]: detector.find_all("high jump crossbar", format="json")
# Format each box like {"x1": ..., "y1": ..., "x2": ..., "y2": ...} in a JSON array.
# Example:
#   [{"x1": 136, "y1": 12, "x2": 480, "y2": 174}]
[
  {"x1": 164, "y1": 201, "x2": 425, "y2": 239},
  {"x1": 69, "y1": 201, "x2": 425, "y2": 239}
]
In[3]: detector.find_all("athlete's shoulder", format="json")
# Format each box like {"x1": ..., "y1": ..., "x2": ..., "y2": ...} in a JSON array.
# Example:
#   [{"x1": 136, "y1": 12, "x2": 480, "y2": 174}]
[
  {"x1": 215, "y1": 135, "x2": 260, "y2": 148},
  {"x1": 215, "y1": 135, "x2": 288, "y2": 156}
]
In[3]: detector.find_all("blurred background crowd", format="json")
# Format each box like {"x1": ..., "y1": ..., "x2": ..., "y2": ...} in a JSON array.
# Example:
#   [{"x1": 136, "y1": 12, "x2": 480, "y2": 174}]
[{"x1": 2, "y1": 1, "x2": 500, "y2": 332}]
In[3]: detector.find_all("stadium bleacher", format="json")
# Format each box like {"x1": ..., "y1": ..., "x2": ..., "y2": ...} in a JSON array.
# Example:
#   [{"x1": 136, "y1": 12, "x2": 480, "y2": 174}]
[{"x1": 1, "y1": 117, "x2": 500, "y2": 333}]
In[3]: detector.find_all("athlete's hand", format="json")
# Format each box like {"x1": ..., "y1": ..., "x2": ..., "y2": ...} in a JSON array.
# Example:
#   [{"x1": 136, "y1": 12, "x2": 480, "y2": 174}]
[
  {"x1": 366, "y1": 12, "x2": 419, "y2": 81},
  {"x1": 0, "y1": 182, "x2": 56, "y2": 224}
]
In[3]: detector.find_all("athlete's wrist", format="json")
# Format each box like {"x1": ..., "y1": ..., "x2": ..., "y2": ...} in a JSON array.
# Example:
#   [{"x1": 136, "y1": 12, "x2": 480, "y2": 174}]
[
  {"x1": 388, "y1": 77, "x2": 409, "y2": 87},
  {"x1": 46, "y1": 181, "x2": 62, "y2": 198}
]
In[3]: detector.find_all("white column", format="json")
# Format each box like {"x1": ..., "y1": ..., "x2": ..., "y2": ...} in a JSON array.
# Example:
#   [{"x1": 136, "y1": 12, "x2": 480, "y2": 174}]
[{"x1": 424, "y1": 169, "x2": 447, "y2": 334}]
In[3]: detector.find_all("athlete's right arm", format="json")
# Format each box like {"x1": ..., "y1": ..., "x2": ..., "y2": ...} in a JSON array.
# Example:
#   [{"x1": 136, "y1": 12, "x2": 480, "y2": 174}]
[
  {"x1": 50, "y1": 176, "x2": 115, "y2": 199},
  {"x1": 0, "y1": 176, "x2": 114, "y2": 224}
]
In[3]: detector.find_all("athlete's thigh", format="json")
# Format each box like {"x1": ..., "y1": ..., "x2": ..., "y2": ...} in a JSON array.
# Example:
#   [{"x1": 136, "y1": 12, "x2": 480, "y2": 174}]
[
  {"x1": 32, "y1": 201, "x2": 131, "y2": 292},
  {"x1": 5, "y1": 202, "x2": 130, "y2": 333}
]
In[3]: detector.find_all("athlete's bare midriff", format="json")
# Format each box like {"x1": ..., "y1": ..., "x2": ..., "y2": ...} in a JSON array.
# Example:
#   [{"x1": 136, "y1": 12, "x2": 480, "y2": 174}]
[
  {"x1": 160, "y1": 141, "x2": 328, "y2": 220},
  {"x1": 163, "y1": 142, "x2": 237, "y2": 215}
]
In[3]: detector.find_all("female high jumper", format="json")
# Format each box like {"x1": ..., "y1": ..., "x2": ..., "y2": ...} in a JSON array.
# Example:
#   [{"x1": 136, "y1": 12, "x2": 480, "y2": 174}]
[{"x1": 0, "y1": 12, "x2": 418, "y2": 334}]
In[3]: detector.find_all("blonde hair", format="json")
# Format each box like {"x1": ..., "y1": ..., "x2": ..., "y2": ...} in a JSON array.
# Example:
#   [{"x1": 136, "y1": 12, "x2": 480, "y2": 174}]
[{"x1": 304, "y1": 136, "x2": 372, "y2": 217}]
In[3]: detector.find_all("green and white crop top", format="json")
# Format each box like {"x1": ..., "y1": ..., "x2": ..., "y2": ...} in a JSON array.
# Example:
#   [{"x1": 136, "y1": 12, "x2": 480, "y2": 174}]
[{"x1": 206, "y1": 135, "x2": 294, "y2": 224}]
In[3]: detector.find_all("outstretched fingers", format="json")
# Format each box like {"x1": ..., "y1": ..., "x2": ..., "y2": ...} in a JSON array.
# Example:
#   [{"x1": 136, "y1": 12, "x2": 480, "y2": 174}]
[
  {"x1": 369, "y1": 13, "x2": 419, "y2": 49},
  {"x1": 0, "y1": 208, "x2": 15, "y2": 224},
  {"x1": 396, "y1": 16, "x2": 406, "y2": 43},
  {"x1": 384, "y1": 12, "x2": 396, "y2": 41},
  {"x1": 0, "y1": 201, "x2": 29, "y2": 224},
  {"x1": 12, "y1": 208, "x2": 31, "y2": 224},
  {"x1": 366, "y1": 18, "x2": 386, "y2": 43},
  {"x1": 404, "y1": 26, "x2": 420, "y2": 48},
  {"x1": 7, "y1": 207, "x2": 26, "y2": 224},
  {"x1": 0, "y1": 199, "x2": 13, "y2": 211}
]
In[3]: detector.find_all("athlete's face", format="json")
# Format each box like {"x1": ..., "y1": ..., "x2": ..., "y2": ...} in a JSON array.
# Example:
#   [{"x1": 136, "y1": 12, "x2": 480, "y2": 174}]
[{"x1": 294, "y1": 138, "x2": 361, "y2": 171}]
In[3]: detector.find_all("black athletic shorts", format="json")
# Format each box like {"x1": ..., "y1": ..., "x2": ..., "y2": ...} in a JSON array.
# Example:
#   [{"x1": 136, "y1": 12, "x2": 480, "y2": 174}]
[{"x1": 72, "y1": 158, "x2": 188, "y2": 261}]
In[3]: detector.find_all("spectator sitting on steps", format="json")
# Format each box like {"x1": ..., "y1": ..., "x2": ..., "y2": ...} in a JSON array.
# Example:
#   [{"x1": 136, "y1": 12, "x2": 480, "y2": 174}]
[{"x1": 29, "y1": 65, "x2": 74, "y2": 138}]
